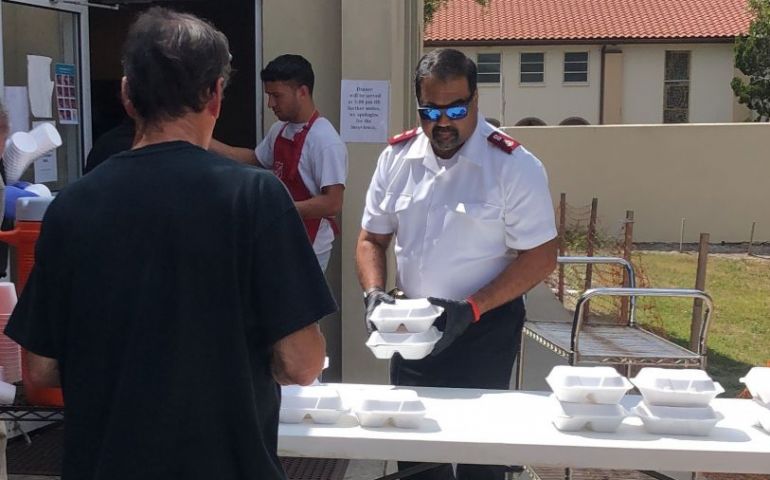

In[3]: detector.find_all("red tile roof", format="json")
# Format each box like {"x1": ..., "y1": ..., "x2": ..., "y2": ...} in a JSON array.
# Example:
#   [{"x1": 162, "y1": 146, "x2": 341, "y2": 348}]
[{"x1": 424, "y1": 0, "x2": 753, "y2": 43}]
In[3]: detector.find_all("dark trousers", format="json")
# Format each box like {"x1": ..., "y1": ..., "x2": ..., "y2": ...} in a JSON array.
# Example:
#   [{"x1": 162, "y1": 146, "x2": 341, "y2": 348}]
[{"x1": 390, "y1": 298, "x2": 526, "y2": 480}]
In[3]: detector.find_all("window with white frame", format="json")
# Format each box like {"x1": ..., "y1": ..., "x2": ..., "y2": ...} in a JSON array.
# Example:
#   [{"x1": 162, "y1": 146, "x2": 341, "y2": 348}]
[
  {"x1": 477, "y1": 53, "x2": 501, "y2": 83},
  {"x1": 520, "y1": 52, "x2": 544, "y2": 83},
  {"x1": 663, "y1": 51, "x2": 691, "y2": 123},
  {"x1": 563, "y1": 52, "x2": 588, "y2": 83}
]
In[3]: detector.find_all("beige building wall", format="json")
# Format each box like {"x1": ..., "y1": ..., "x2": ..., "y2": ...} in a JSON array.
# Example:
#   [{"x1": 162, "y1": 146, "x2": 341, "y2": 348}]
[
  {"x1": 504, "y1": 123, "x2": 770, "y2": 242},
  {"x1": 262, "y1": 1, "x2": 342, "y2": 133},
  {"x1": 449, "y1": 45, "x2": 602, "y2": 126},
  {"x1": 621, "y1": 43, "x2": 736, "y2": 124},
  {"x1": 340, "y1": 0, "x2": 423, "y2": 384},
  {"x1": 262, "y1": 0, "x2": 345, "y2": 379},
  {"x1": 262, "y1": 0, "x2": 421, "y2": 384},
  {"x1": 438, "y1": 42, "x2": 740, "y2": 127},
  {"x1": 732, "y1": 69, "x2": 753, "y2": 122},
  {"x1": 602, "y1": 51, "x2": 624, "y2": 124}
]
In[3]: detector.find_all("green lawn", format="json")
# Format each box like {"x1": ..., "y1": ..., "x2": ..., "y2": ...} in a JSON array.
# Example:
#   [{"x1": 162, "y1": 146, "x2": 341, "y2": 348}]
[{"x1": 631, "y1": 252, "x2": 770, "y2": 396}]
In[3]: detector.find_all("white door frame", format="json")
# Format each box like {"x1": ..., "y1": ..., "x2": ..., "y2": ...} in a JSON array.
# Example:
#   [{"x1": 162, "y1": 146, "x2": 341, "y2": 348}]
[{"x1": 0, "y1": 0, "x2": 92, "y2": 165}]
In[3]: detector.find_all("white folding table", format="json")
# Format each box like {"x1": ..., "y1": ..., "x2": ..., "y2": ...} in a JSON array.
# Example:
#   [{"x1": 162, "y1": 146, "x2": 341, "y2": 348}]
[{"x1": 278, "y1": 384, "x2": 770, "y2": 478}]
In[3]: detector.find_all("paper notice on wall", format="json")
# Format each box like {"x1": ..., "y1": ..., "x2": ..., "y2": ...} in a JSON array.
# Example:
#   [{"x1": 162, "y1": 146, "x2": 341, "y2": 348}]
[
  {"x1": 27, "y1": 55, "x2": 54, "y2": 119},
  {"x1": 32, "y1": 150, "x2": 58, "y2": 183},
  {"x1": 340, "y1": 80, "x2": 389, "y2": 143},
  {"x1": 3, "y1": 86, "x2": 30, "y2": 134},
  {"x1": 32, "y1": 120, "x2": 58, "y2": 183}
]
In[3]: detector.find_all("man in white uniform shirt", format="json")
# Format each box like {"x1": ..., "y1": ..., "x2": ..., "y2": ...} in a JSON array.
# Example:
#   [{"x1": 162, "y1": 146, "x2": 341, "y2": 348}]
[
  {"x1": 356, "y1": 49, "x2": 558, "y2": 480},
  {"x1": 212, "y1": 54, "x2": 348, "y2": 272}
]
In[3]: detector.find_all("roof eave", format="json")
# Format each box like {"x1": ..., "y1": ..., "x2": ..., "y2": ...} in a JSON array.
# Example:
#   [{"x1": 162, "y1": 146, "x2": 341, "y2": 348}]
[{"x1": 424, "y1": 36, "x2": 740, "y2": 47}]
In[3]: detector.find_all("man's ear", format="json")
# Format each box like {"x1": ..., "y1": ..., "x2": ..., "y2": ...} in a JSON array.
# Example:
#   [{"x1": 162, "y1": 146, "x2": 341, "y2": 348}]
[
  {"x1": 298, "y1": 84, "x2": 311, "y2": 100},
  {"x1": 208, "y1": 77, "x2": 225, "y2": 118},
  {"x1": 120, "y1": 77, "x2": 139, "y2": 120}
]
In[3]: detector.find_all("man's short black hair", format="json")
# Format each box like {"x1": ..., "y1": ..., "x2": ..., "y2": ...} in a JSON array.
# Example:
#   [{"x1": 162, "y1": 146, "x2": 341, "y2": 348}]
[
  {"x1": 414, "y1": 48, "x2": 477, "y2": 103},
  {"x1": 121, "y1": 7, "x2": 232, "y2": 124},
  {"x1": 260, "y1": 54, "x2": 315, "y2": 95}
]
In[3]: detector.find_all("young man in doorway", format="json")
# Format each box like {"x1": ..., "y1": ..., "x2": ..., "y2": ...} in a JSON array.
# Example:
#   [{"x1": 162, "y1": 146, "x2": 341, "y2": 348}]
[{"x1": 211, "y1": 54, "x2": 348, "y2": 272}]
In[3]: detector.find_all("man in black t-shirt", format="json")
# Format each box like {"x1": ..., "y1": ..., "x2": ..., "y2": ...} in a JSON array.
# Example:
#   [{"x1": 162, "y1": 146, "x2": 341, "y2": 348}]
[{"x1": 5, "y1": 8, "x2": 334, "y2": 480}]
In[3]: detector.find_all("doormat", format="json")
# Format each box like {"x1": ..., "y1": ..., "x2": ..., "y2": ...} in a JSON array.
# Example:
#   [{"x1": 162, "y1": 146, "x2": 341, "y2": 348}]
[
  {"x1": 6, "y1": 422, "x2": 63, "y2": 476},
  {"x1": 280, "y1": 457, "x2": 350, "y2": 480}
]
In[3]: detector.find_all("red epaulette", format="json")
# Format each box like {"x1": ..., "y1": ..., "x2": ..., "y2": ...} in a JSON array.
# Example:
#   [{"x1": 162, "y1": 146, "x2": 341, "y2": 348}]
[
  {"x1": 487, "y1": 131, "x2": 520, "y2": 154},
  {"x1": 388, "y1": 128, "x2": 420, "y2": 145}
]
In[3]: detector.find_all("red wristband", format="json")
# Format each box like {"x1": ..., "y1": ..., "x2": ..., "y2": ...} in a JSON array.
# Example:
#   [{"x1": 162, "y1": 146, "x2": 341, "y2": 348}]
[{"x1": 466, "y1": 296, "x2": 481, "y2": 322}]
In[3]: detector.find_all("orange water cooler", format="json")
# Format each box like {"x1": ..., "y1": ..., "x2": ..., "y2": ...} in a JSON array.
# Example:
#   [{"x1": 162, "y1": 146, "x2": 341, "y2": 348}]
[{"x1": 0, "y1": 196, "x2": 63, "y2": 406}]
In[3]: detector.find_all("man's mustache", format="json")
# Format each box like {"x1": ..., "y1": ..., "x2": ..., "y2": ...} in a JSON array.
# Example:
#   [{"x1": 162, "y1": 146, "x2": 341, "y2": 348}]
[{"x1": 432, "y1": 126, "x2": 458, "y2": 136}]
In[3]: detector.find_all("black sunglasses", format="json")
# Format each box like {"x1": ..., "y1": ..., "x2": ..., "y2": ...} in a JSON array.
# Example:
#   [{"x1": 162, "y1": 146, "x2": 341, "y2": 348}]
[{"x1": 417, "y1": 94, "x2": 474, "y2": 122}]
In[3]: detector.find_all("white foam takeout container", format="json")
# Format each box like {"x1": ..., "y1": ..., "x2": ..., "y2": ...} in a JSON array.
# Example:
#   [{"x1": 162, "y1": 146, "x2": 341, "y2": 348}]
[
  {"x1": 550, "y1": 395, "x2": 628, "y2": 432},
  {"x1": 740, "y1": 367, "x2": 770, "y2": 406},
  {"x1": 366, "y1": 327, "x2": 442, "y2": 360},
  {"x1": 545, "y1": 366, "x2": 633, "y2": 404},
  {"x1": 754, "y1": 399, "x2": 770, "y2": 434},
  {"x1": 368, "y1": 298, "x2": 444, "y2": 333},
  {"x1": 633, "y1": 401, "x2": 723, "y2": 436},
  {"x1": 353, "y1": 389, "x2": 427, "y2": 428},
  {"x1": 630, "y1": 368, "x2": 724, "y2": 407},
  {"x1": 280, "y1": 385, "x2": 347, "y2": 424}
]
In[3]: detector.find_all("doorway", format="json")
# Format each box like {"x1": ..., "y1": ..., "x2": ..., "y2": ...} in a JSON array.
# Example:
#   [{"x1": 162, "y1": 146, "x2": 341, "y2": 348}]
[{"x1": 88, "y1": 2, "x2": 257, "y2": 152}]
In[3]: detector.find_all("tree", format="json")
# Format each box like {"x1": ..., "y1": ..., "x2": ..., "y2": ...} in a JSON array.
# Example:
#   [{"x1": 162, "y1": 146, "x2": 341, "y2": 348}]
[
  {"x1": 424, "y1": 0, "x2": 491, "y2": 24},
  {"x1": 732, "y1": 0, "x2": 770, "y2": 121}
]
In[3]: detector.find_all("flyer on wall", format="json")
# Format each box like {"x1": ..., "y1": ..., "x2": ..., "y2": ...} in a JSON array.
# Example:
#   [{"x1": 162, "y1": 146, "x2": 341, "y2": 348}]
[{"x1": 54, "y1": 63, "x2": 79, "y2": 125}]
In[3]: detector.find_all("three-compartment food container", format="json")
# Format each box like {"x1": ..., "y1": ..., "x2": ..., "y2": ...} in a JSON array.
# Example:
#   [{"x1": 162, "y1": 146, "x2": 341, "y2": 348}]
[
  {"x1": 631, "y1": 367, "x2": 724, "y2": 407},
  {"x1": 366, "y1": 328, "x2": 443, "y2": 360},
  {"x1": 546, "y1": 366, "x2": 631, "y2": 432},
  {"x1": 280, "y1": 385, "x2": 347, "y2": 424},
  {"x1": 630, "y1": 368, "x2": 724, "y2": 436},
  {"x1": 366, "y1": 299, "x2": 443, "y2": 360},
  {"x1": 546, "y1": 366, "x2": 634, "y2": 404},
  {"x1": 740, "y1": 367, "x2": 770, "y2": 405},
  {"x1": 739, "y1": 367, "x2": 770, "y2": 434},
  {"x1": 550, "y1": 395, "x2": 628, "y2": 432},
  {"x1": 352, "y1": 389, "x2": 427, "y2": 428},
  {"x1": 632, "y1": 402, "x2": 723, "y2": 436},
  {"x1": 368, "y1": 298, "x2": 444, "y2": 333}
]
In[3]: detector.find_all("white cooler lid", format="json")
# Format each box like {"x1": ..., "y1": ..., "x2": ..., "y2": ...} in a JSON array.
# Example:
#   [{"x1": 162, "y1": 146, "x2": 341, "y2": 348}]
[{"x1": 16, "y1": 196, "x2": 54, "y2": 221}]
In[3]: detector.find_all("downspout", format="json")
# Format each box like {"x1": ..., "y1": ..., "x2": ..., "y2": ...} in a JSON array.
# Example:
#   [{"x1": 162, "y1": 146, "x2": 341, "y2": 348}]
[{"x1": 599, "y1": 44, "x2": 606, "y2": 125}]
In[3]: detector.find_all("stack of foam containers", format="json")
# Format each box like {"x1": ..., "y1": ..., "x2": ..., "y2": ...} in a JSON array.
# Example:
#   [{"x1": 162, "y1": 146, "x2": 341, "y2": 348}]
[
  {"x1": 352, "y1": 389, "x2": 427, "y2": 428},
  {"x1": 630, "y1": 368, "x2": 724, "y2": 436},
  {"x1": 739, "y1": 367, "x2": 770, "y2": 434},
  {"x1": 546, "y1": 366, "x2": 633, "y2": 432},
  {"x1": 0, "y1": 283, "x2": 20, "y2": 383},
  {"x1": 365, "y1": 299, "x2": 443, "y2": 360}
]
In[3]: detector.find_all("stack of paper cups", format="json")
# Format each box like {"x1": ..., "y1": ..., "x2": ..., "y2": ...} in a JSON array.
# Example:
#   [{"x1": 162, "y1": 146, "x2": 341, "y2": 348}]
[
  {"x1": 0, "y1": 283, "x2": 20, "y2": 383},
  {"x1": 29, "y1": 122, "x2": 62, "y2": 157},
  {"x1": 4, "y1": 132, "x2": 38, "y2": 185}
]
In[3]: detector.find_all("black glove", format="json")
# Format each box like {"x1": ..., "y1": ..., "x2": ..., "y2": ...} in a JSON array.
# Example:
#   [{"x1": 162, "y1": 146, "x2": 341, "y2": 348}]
[
  {"x1": 363, "y1": 288, "x2": 395, "y2": 333},
  {"x1": 428, "y1": 297, "x2": 479, "y2": 356}
]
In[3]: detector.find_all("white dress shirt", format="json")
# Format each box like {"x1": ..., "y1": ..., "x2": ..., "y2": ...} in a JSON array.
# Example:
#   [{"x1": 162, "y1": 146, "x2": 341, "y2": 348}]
[{"x1": 361, "y1": 116, "x2": 557, "y2": 300}]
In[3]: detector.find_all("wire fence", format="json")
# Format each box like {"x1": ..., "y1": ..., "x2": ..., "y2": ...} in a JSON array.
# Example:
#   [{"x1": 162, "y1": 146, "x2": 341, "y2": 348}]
[{"x1": 545, "y1": 196, "x2": 664, "y2": 333}]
